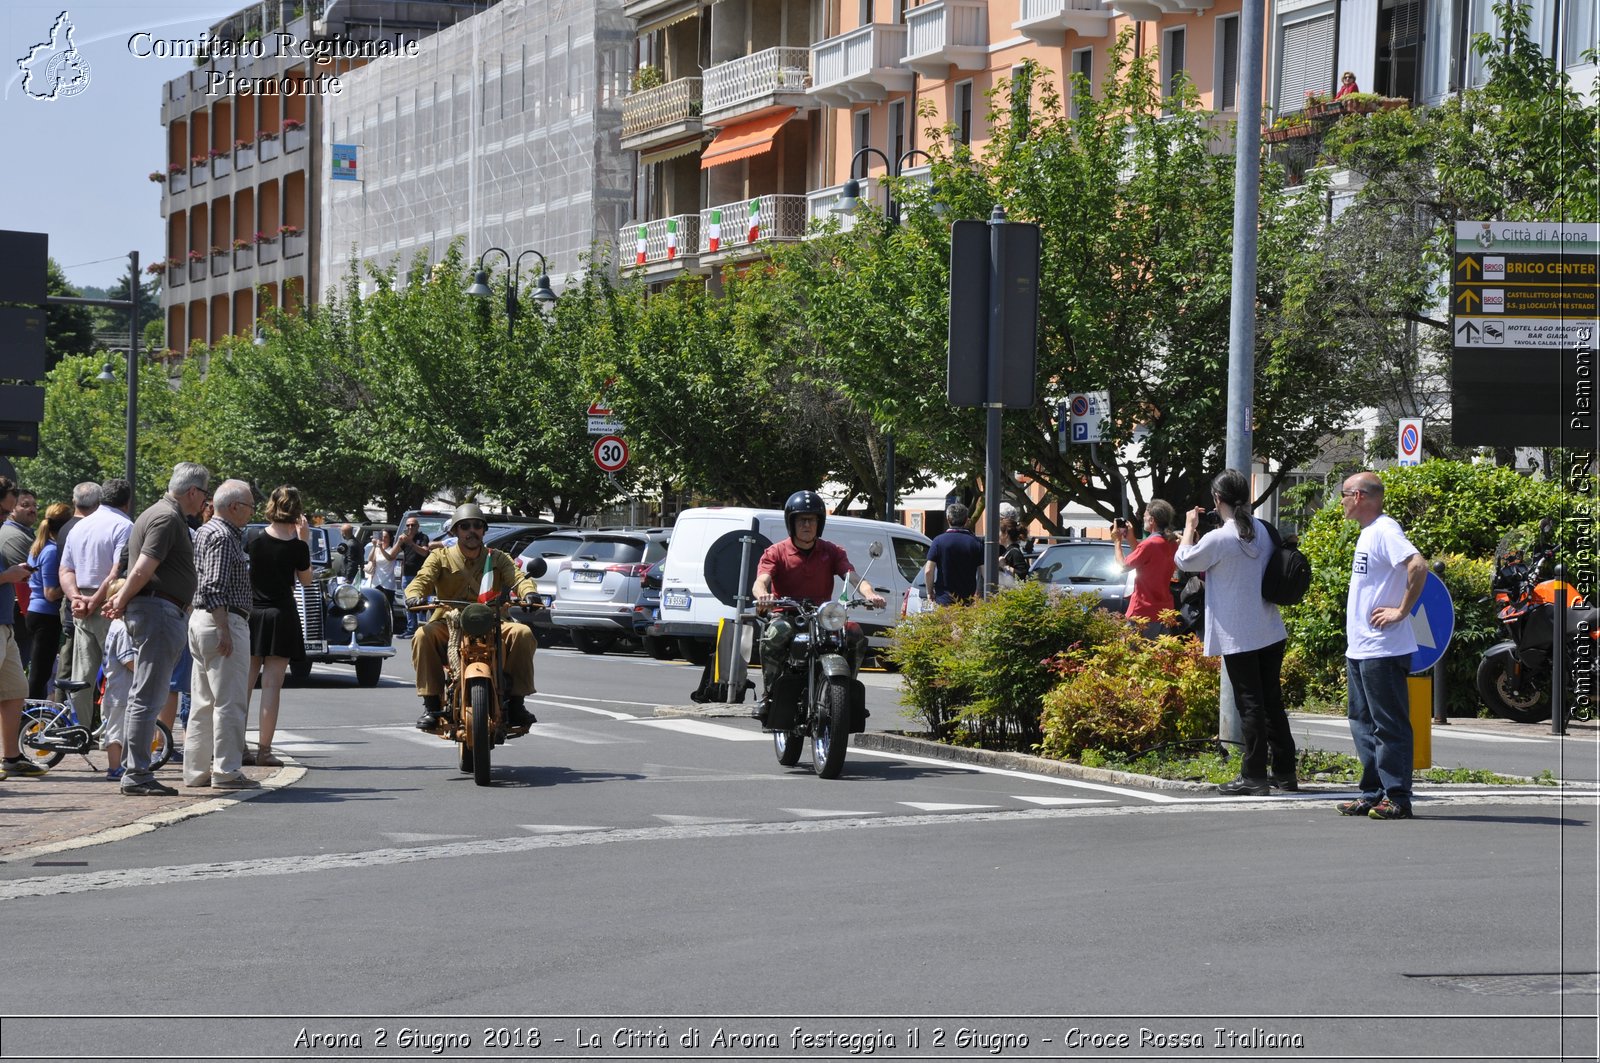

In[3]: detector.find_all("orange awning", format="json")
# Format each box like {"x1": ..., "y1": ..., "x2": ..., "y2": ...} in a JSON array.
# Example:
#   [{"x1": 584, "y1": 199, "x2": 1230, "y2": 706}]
[{"x1": 700, "y1": 109, "x2": 797, "y2": 170}]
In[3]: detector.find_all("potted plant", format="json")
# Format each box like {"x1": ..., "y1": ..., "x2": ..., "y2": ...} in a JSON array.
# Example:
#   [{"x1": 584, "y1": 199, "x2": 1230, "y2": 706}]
[
  {"x1": 234, "y1": 138, "x2": 252, "y2": 151},
  {"x1": 281, "y1": 117, "x2": 304, "y2": 132},
  {"x1": 277, "y1": 224, "x2": 301, "y2": 238},
  {"x1": 256, "y1": 128, "x2": 279, "y2": 141},
  {"x1": 190, "y1": 154, "x2": 208, "y2": 168},
  {"x1": 146, "y1": 261, "x2": 167, "y2": 274},
  {"x1": 1302, "y1": 90, "x2": 1330, "y2": 116},
  {"x1": 148, "y1": 171, "x2": 166, "y2": 183},
  {"x1": 630, "y1": 64, "x2": 664, "y2": 92},
  {"x1": 187, "y1": 249, "x2": 205, "y2": 262},
  {"x1": 167, "y1": 162, "x2": 185, "y2": 176}
]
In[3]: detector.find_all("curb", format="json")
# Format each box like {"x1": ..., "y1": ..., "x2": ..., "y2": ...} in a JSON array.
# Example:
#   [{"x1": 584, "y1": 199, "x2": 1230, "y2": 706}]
[
  {"x1": 654, "y1": 703, "x2": 757, "y2": 719},
  {"x1": 851, "y1": 731, "x2": 1217, "y2": 793},
  {"x1": 0, "y1": 760, "x2": 306, "y2": 865}
]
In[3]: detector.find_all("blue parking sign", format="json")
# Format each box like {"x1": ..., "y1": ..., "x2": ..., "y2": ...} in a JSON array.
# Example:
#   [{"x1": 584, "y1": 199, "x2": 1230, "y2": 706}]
[
  {"x1": 1408, "y1": 571, "x2": 1455, "y2": 674},
  {"x1": 1071, "y1": 422, "x2": 1088, "y2": 442}
]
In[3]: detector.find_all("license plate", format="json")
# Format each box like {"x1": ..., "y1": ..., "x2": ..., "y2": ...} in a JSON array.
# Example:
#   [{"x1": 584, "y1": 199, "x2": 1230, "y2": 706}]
[
  {"x1": 573, "y1": 570, "x2": 603, "y2": 584},
  {"x1": 663, "y1": 589, "x2": 691, "y2": 610}
]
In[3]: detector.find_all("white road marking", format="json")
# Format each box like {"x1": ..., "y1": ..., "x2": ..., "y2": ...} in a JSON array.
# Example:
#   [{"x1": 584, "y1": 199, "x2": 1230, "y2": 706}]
[
  {"x1": 1291, "y1": 716, "x2": 1548, "y2": 745},
  {"x1": 900, "y1": 801, "x2": 1000, "y2": 812},
  {"x1": 536, "y1": 691, "x2": 662, "y2": 708},
  {"x1": 244, "y1": 729, "x2": 350, "y2": 752},
  {"x1": 847, "y1": 746, "x2": 1188, "y2": 803},
  {"x1": 1014, "y1": 796, "x2": 1111, "y2": 807},
  {"x1": 382, "y1": 833, "x2": 477, "y2": 844},
  {"x1": 626, "y1": 718, "x2": 769, "y2": 742},
  {"x1": 531, "y1": 699, "x2": 636, "y2": 720},
  {"x1": 528, "y1": 722, "x2": 640, "y2": 745},
  {"x1": 363, "y1": 725, "x2": 455, "y2": 748},
  {"x1": 5, "y1": 794, "x2": 1586, "y2": 900},
  {"x1": 782, "y1": 808, "x2": 883, "y2": 818},
  {"x1": 517, "y1": 824, "x2": 608, "y2": 834},
  {"x1": 653, "y1": 814, "x2": 748, "y2": 825}
]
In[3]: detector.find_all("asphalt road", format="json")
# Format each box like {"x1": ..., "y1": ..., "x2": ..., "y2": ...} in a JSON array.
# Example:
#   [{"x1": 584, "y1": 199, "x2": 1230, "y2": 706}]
[{"x1": 1, "y1": 641, "x2": 1595, "y2": 1062}]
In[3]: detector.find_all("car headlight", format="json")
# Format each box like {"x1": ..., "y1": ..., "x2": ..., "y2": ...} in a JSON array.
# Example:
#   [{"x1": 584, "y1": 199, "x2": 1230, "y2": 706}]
[
  {"x1": 333, "y1": 584, "x2": 363, "y2": 611},
  {"x1": 341, "y1": 615, "x2": 359, "y2": 631},
  {"x1": 817, "y1": 601, "x2": 848, "y2": 632}
]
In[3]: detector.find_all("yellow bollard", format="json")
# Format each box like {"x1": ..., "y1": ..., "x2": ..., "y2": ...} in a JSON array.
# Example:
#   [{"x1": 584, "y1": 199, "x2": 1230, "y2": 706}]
[{"x1": 1407, "y1": 675, "x2": 1433, "y2": 770}]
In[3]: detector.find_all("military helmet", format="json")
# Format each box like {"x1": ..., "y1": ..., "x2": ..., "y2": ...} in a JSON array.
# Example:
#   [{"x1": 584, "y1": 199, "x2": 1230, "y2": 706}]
[
  {"x1": 446, "y1": 502, "x2": 488, "y2": 534},
  {"x1": 783, "y1": 489, "x2": 827, "y2": 539}
]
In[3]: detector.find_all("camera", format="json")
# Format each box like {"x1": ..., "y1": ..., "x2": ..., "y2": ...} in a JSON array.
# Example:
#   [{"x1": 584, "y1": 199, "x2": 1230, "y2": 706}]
[
  {"x1": 1113, "y1": 517, "x2": 1128, "y2": 529},
  {"x1": 1197, "y1": 508, "x2": 1222, "y2": 533}
]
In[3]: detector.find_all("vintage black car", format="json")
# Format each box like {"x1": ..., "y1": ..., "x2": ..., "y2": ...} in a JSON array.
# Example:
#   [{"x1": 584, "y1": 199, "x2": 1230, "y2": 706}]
[{"x1": 244, "y1": 523, "x2": 396, "y2": 686}]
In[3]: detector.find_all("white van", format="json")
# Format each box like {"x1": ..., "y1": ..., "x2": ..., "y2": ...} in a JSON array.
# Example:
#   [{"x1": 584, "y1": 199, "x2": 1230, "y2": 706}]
[{"x1": 656, "y1": 507, "x2": 931, "y2": 660}]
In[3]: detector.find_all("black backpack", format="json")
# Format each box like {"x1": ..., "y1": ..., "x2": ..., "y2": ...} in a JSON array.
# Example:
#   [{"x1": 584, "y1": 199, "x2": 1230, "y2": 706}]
[{"x1": 1260, "y1": 520, "x2": 1312, "y2": 606}]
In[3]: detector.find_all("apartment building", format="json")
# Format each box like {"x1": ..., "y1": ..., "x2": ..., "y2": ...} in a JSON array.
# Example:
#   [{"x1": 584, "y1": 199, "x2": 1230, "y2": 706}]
[
  {"x1": 323, "y1": 0, "x2": 634, "y2": 290},
  {"x1": 155, "y1": 0, "x2": 487, "y2": 354}
]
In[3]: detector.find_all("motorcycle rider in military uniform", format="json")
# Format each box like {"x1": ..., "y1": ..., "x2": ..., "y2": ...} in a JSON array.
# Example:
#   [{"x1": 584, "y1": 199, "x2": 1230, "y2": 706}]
[{"x1": 407, "y1": 503, "x2": 542, "y2": 734}]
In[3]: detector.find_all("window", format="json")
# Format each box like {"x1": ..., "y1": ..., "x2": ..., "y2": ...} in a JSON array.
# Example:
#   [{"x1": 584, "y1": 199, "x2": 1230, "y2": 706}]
[
  {"x1": 1070, "y1": 48, "x2": 1093, "y2": 119},
  {"x1": 954, "y1": 80, "x2": 973, "y2": 145},
  {"x1": 1275, "y1": 10, "x2": 1335, "y2": 112},
  {"x1": 1010, "y1": 63, "x2": 1031, "y2": 126},
  {"x1": 1374, "y1": 0, "x2": 1423, "y2": 101},
  {"x1": 888, "y1": 99, "x2": 905, "y2": 164},
  {"x1": 1566, "y1": 0, "x2": 1598, "y2": 68},
  {"x1": 1216, "y1": 14, "x2": 1240, "y2": 110},
  {"x1": 859, "y1": 0, "x2": 872, "y2": 24},
  {"x1": 853, "y1": 109, "x2": 871, "y2": 163},
  {"x1": 1161, "y1": 27, "x2": 1187, "y2": 107}
]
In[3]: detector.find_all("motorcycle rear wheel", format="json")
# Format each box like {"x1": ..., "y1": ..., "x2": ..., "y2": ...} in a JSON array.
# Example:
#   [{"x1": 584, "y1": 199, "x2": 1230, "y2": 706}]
[
  {"x1": 1477, "y1": 654, "x2": 1551, "y2": 723},
  {"x1": 812, "y1": 677, "x2": 851, "y2": 779},
  {"x1": 469, "y1": 679, "x2": 493, "y2": 786},
  {"x1": 774, "y1": 729, "x2": 804, "y2": 766}
]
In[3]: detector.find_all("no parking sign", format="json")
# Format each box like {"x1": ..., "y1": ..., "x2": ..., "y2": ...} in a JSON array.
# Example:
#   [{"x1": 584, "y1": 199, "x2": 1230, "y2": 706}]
[{"x1": 1398, "y1": 418, "x2": 1423, "y2": 466}]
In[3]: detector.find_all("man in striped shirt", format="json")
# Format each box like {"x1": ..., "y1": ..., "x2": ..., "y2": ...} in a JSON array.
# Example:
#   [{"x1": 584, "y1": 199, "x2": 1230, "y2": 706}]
[{"x1": 185, "y1": 479, "x2": 258, "y2": 790}]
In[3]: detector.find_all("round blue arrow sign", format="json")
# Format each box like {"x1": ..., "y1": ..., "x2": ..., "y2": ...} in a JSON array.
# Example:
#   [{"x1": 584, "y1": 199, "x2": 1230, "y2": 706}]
[{"x1": 1408, "y1": 570, "x2": 1455, "y2": 674}]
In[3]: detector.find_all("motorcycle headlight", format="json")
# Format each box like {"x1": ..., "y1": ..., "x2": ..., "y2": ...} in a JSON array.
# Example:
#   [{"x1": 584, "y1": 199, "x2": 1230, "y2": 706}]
[
  {"x1": 817, "y1": 601, "x2": 848, "y2": 632},
  {"x1": 460, "y1": 603, "x2": 496, "y2": 638},
  {"x1": 333, "y1": 584, "x2": 363, "y2": 611}
]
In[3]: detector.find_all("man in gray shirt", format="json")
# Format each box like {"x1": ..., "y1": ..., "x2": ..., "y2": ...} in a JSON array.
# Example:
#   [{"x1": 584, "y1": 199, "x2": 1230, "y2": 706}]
[
  {"x1": 58, "y1": 478, "x2": 131, "y2": 730},
  {"x1": 105, "y1": 463, "x2": 209, "y2": 797}
]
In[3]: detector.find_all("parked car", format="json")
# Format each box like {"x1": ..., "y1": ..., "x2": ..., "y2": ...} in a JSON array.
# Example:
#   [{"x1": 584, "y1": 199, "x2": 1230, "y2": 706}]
[
  {"x1": 633, "y1": 560, "x2": 674, "y2": 659},
  {"x1": 550, "y1": 528, "x2": 672, "y2": 654},
  {"x1": 1028, "y1": 538, "x2": 1134, "y2": 614},
  {"x1": 244, "y1": 523, "x2": 396, "y2": 686}
]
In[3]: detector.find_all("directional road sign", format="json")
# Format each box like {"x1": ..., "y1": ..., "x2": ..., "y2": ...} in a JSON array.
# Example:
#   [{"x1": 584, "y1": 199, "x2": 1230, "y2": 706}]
[{"x1": 1408, "y1": 570, "x2": 1455, "y2": 675}]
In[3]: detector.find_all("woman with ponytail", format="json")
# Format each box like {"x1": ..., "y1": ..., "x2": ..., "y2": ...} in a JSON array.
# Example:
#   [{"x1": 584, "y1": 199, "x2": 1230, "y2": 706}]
[{"x1": 1174, "y1": 469, "x2": 1295, "y2": 796}]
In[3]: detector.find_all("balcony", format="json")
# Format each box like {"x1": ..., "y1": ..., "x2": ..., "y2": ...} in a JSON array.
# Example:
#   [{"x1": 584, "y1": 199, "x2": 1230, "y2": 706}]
[
  {"x1": 189, "y1": 259, "x2": 207, "y2": 283},
  {"x1": 170, "y1": 168, "x2": 187, "y2": 194},
  {"x1": 621, "y1": 78, "x2": 704, "y2": 153},
  {"x1": 1013, "y1": 0, "x2": 1115, "y2": 42},
  {"x1": 810, "y1": 24, "x2": 913, "y2": 107},
  {"x1": 284, "y1": 232, "x2": 305, "y2": 258},
  {"x1": 211, "y1": 152, "x2": 231, "y2": 179},
  {"x1": 258, "y1": 238, "x2": 280, "y2": 265},
  {"x1": 624, "y1": 214, "x2": 702, "y2": 275},
  {"x1": 235, "y1": 142, "x2": 255, "y2": 170},
  {"x1": 702, "y1": 48, "x2": 814, "y2": 125},
  {"x1": 905, "y1": 0, "x2": 989, "y2": 77},
  {"x1": 258, "y1": 134, "x2": 281, "y2": 162},
  {"x1": 190, "y1": 162, "x2": 208, "y2": 188},
  {"x1": 698, "y1": 195, "x2": 807, "y2": 263},
  {"x1": 169, "y1": 263, "x2": 186, "y2": 288},
  {"x1": 285, "y1": 126, "x2": 307, "y2": 153},
  {"x1": 234, "y1": 246, "x2": 254, "y2": 271},
  {"x1": 211, "y1": 252, "x2": 229, "y2": 278}
]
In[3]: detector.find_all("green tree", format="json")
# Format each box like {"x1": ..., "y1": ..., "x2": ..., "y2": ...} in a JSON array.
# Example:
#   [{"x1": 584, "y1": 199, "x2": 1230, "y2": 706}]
[{"x1": 43, "y1": 259, "x2": 96, "y2": 371}]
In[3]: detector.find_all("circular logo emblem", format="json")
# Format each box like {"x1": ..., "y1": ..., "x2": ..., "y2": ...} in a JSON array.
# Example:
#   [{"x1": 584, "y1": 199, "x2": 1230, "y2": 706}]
[{"x1": 44, "y1": 50, "x2": 91, "y2": 98}]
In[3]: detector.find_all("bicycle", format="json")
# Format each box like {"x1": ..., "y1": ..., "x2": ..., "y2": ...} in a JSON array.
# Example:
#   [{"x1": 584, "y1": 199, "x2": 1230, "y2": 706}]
[{"x1": 18, "y1": 679, "x2": 173, "y2": 771}]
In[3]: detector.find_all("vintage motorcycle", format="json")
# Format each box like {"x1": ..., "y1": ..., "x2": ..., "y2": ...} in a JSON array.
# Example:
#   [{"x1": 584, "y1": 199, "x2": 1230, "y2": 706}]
[
  {"x1": 1477, "y1": 521, "x2": 1597, "y2": 723},
  {"x1": 758, "y1": 593, "x2": 881, "y2": 778},
  {"x1": 410, "y1": 559, "x2": 546, "y2": 786}
]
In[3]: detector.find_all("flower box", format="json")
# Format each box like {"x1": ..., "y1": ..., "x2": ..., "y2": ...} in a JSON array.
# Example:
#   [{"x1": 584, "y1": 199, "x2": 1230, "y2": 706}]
[
  {"x1": 170, "y1": 169, "x2": 187, "y2": 193},
  {"x1": 211, "y1": 251, "x2": 229, "y2": 277},
  {"x1": 284, "y1": 126, "x2": 307, "y2": 153},
  {"x1": 148, "y1": 171, "x2": 166, "y2": 184},
  {"x1": 235, "y1": 141, "x2": 255, "y2": 169},
  {"x1": 1263, "y1": 123, "x2": 1313, "y2": 143},
  {"x1": 258, "y1": 135, "x2": 280, "y2": 162},
  {"x1": 169, "y1": 263, "x2": 186, "y2": 287},
  {"x1": 283, "y1": 231, "x2": 304, "y2": 258},
  {"x1": 211, "y1": 153, "x2": 231, "y2": 178},
  {"x1": 257, "y1": 238, "x2": 279, "y2": 265},
  {"x1": 234, "y1": 246, "x2": 254, "y2": 270},
  {"x1": 190, "y1": 260, "x2": 207, "y2": 282},
  {"x1": 190, "y1": 162, "x2": 208, "y2": 186}
]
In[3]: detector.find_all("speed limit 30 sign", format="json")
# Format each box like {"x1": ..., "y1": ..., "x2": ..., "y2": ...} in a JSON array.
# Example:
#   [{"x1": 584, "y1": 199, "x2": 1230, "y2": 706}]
[{"x1": 593, "y1": 434, "x2": 629, "y2": 473}]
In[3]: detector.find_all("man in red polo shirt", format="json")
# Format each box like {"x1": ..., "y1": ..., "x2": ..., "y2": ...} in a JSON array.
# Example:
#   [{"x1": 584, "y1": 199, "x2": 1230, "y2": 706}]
[{"x1": 753, "y1": 490, "x2": 885, "y2": 610}]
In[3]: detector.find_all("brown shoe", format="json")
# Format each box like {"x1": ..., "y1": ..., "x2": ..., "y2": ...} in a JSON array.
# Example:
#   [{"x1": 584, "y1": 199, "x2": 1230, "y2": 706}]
[{"x1": 254, "y1": 750, "x2": 284, "y2": 768}]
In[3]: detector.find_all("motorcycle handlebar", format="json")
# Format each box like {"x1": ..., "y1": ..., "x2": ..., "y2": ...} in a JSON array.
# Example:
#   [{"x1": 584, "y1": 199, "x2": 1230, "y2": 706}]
[{"x1": 406, "y1": 594, "x2": 541, "y2": 612}]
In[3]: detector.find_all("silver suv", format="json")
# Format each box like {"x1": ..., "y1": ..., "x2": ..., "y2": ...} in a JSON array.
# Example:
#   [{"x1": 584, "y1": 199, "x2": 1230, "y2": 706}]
[{"x1": 550, "y1": 528, "x2": 671, "y2": 654}]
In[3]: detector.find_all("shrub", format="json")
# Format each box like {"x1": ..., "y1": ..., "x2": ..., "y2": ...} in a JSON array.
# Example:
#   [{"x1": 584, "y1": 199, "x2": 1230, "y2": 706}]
[
  {"x1": 887, "y1": 582, "x2": 1124, "y2": 748},
  {"x1": 1037, "y1": 627, "x2": 1220, "y2": 760}
]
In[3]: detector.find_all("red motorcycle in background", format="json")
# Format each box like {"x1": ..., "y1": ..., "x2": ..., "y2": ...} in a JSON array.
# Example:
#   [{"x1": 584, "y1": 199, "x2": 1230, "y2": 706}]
[{"x1": 1477, "y1": 520, "x2": 1598, "y2": 723}]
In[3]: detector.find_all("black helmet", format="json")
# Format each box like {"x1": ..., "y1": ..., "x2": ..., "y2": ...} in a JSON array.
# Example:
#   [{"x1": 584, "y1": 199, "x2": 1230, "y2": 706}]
[{"x1": 783, "y1": 489, "x2": 827, "y2": 539}]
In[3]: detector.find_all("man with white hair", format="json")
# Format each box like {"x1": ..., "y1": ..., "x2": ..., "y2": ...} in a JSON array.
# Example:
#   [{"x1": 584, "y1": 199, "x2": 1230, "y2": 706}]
[
  {"x1": 105, "y1": 463, "x2": 210, "y2": 797},
  {"x1": 185, "y1": 479, "x2": 259, "y2": 790}
]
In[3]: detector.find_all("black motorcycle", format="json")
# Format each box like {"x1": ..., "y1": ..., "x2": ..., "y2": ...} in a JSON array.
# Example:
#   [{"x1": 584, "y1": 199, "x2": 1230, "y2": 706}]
[
  {"x1": 758, "y1": 594, "x2": 880, "y2": 779},
  {"x1": 1477, "y1": 522, "x2": 1597, "y2": 723}
]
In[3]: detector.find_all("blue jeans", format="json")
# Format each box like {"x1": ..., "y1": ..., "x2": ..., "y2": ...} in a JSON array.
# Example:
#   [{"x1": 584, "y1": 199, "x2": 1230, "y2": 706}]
[
  {"x1": 122, "y1": 598, "x2": 188, "y2": 786},
  {"x1": 1346, "y1": 654, "x2": 1413, "y2": 803}
]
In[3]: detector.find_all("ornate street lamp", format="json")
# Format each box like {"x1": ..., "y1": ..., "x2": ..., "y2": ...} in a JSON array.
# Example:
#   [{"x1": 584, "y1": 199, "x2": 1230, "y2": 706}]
[{"x1": 467, "y1": 247, "x2": 557, "y2": 335}]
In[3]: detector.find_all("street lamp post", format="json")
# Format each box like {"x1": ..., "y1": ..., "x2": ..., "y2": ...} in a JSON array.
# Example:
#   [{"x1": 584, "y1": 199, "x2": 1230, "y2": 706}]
[
  {"x1": 831, "y1": 147, "x2": 939, "y2": 524},
  {"x1": 54, "y1": 250, "x2": 140, "y2": 506},
  {"x1": 467, "y1": 247, "x2": 557, "y2": 335}
]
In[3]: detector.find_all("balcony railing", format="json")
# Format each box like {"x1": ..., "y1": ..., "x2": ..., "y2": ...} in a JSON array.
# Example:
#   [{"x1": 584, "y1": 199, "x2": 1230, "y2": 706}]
[
  {"x1": 625, "y1": 214, "x2": 702, "y2": 270},
  {"x1": 235, "y1": 142, "x2": 255, "y2": 170},
  {"x1": 190, "y1": 163, "x2": 208, "y2": 187},
  {"x1": 703, "y1": 48, "x2": 812, "y2": 120},
  {"x1": 189, "y1": 260, "x2": 207, "y2": 283},
  {"x1": 905, "y1": 0, "x2": 989, "y2": 77},
  {"x1": 1014, "y1": 0, "x2": 1116, "y2": 41},
  {"x1": 211, "y1": 153, "x2": 231, "y2": 179},
  {"x1": 258, "y1": 135, "x2": 280, "y2": 162},
  {"x1": 811, "y1": 24, "x2": 913, "y2": 107},
  {"x1": 211, "y1": 252, "x2": 229, "y2": 278},
  {"x1": 805, "y1": 178, "x2": 884, "y2": 235},
  {"x1": 258, "y1": 238, "x2": 280, "y2": 265},
  {"x1": 622, "y1": 77, "x2": 703, "y2": 144},
  {"x1": 234, "y1": 247, "x2": 254, "y2": 271},
  {"x1": 170, "y1": 169, "x2": 187, "y2": 194},
  {"x1": 699, "y1": 195, "x2": 808, "y2": 259}
]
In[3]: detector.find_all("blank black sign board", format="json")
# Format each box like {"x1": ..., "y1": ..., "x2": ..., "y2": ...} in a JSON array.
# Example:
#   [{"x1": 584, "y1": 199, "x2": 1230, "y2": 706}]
[
  {"x1": 0, "y1": 231, "x2": 48, "y2": 305},
  {"x1": 947, "y1": 219, "x2": 1040, "y2": 409},
  {"x1": 0, "y1": 308, "x2": 48, "y2": 382}
]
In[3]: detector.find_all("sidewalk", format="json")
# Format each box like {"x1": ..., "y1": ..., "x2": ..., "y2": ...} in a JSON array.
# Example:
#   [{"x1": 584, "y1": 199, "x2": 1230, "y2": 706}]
[{"x1": 0, "y1": 744, "x2": 300, "y2": 864}]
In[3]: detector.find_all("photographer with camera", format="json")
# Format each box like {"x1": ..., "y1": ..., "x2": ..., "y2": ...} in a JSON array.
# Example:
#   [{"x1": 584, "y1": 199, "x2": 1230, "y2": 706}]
[
  {"x1": 1112, "y1": 501, "x2": 1179, "y2": 635},
  {"x1": 1174, "y1": 470, "x2": 1295, "y2": 797}
]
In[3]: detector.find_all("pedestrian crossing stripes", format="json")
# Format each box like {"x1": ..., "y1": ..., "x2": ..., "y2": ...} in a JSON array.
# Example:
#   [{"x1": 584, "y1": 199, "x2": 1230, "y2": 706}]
[{"x1": 626, "y1": 718, "x2": 770, "y2": 741}]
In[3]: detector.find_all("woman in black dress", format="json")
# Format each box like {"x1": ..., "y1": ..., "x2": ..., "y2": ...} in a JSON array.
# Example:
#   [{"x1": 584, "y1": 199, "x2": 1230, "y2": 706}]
[{"x1": 246, "y1": 485, "x2": 311, "y2": 767}]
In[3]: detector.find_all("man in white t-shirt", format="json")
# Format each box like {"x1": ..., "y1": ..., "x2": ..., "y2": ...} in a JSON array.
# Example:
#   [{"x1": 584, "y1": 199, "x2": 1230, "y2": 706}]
[{"x1": 1339, "y1": 471, "x2": 1427, "y2": 820}]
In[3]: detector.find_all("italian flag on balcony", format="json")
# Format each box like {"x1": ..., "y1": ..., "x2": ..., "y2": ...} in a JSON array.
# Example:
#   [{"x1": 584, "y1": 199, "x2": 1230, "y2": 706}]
[
  {"x1": 707, "y1": 209, "x2": 721, "y2": 253},
  {"x1": 747, "y1": 199, "x2": 761, "y2": 243},
  {"x1": 665, "y1": 218, "x2": 678, "y2": 260},
  {"x1": 477, "y1": 552, "x2": 496, "y2": 603},
  {"x1": 635, "y1": 225, "x2": 648, "y2": 265}
]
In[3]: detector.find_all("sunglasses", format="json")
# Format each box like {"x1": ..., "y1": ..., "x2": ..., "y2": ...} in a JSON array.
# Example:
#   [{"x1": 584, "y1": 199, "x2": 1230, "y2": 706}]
[
  {"x1": 1341, "y1": 488, "x2": 1366, "y2": 498},
  {"x1": 455, "y1": 520, "x2": 486, "y2": 532}
]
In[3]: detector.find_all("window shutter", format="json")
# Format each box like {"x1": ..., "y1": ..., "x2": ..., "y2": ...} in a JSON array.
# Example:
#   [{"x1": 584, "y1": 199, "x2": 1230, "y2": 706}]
[{"x1": 1275, "y1": 12, "x2": 1335, "y2": 112}]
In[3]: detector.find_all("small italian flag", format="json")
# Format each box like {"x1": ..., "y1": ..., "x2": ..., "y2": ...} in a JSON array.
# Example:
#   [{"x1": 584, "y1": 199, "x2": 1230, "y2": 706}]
[
  {"x1": 707, "y1": 209, "x2": 721, "y2": 252},
  {"x1": 747, "y1": 199, "x2": 761, "y2": 243},
  {"x1": 665, "y1": 218, "x2": 678, "y2": 260},
  {"x1": 635, "y1": 225, "x2": 648, "y2": 265},
  {"x1": 477, "y1": 552, "x2": 496, "y2": 603}
]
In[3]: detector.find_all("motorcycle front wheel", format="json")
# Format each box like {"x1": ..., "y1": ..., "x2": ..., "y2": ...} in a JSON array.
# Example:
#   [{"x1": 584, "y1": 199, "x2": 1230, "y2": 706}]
[
  {"x1": 469, "y1": 678, "x2": 493, "y2": 786},
  {"x1": 774, "y1": 728, "x2": 804, "y2": 766},
  {"x1": 1477, "y1": 654, "x2": 1551, "y2": 723},
  {"x1": 812, "y1": 677, "x2": 851, "y2": 779}
]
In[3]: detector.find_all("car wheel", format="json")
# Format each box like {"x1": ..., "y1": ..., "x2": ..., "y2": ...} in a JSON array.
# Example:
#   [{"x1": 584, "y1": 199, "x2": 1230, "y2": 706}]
[
  {"x1": 355, "y1": 658, "x2": 384, "y2": 687},
  {"x1": 571, "y1": 630, "x2": 617, "y2": 655},
  {"x1": 641, "y1": 635, "x2": 676, "y2": 660}
]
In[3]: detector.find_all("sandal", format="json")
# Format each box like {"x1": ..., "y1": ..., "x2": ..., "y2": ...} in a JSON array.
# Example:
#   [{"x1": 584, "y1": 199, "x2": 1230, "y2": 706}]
[{"x1": 254, "y1": 750, "x2": 284, "y2": 768}]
